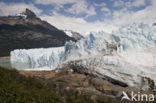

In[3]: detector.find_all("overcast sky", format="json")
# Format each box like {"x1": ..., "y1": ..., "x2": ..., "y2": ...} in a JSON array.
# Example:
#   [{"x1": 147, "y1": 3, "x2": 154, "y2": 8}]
[{"x1": 0, "y1": 0, "x2": 156, "y2": 33}]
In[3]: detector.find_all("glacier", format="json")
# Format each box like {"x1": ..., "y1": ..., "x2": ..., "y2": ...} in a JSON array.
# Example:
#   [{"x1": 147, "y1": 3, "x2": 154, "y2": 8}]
[
  {"x1": 10, "y1": 23, "x2": 156, "y2": 90},
  {"x1": 11, "y1": 47, "x2": 65, "y2": 70}
]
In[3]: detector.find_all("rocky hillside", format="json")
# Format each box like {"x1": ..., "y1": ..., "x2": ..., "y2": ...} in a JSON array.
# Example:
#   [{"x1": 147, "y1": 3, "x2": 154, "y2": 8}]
[
  {"x1": 0, "y1": 9, "x2": 74, "y2": 57},
  {"x1": 19, "y1": 67, "x2": 156, "y2": 103}
]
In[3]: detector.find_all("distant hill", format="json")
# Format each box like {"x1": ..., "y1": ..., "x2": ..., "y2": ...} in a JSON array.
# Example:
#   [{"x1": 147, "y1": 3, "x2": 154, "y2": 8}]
[{"x1": 0, "y1": 8, "x2": 75, "y2": 57}]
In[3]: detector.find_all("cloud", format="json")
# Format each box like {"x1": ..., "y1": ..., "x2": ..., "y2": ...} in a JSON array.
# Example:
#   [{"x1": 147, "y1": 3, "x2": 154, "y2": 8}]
[
  {"x1": 65, "y1": 0, "x2": 96, "y2": 16},
  {"x1": 35, "y1": 0, "x2": 75, "y2": 5},
  {"x1": 40, "y1": 0, "x2": 156, "y2": 34},
  {"x1": 35, "y1": 0, "x2": 77, "y2": 10},
  {"x1": 100, "y1": 7, "x2": 111, "y2": 16},
  {"x1": 40, "y1": 12, "x2": 118, "y2": 34},
  {"x1": 113, "y1": 0, "x2": 124, "y2": 7},
  {"x1": 0, "y1": 2, "x2": 42, "y2": 16},
  {"x1": 101, "y1": 7, "x2": 111, "y2": 13},
  {"x1": 36, "y1": 0, "x2": 156, "y2": 34},
  {"x1": 130, "y1": 0, "x2": 146, "y2": 7},
  {"x1": 94, "y1": 2, "x2": 106, "y2": 7},
  {"x1": 113, "y1": 0, "x2": 146, "y2": 8},
  {"x1": 35, "y1": 0, "x2": 96, "y2": 16},
  {"x1": 110, "y1": 0, "x2": 156, "y2": 26}
]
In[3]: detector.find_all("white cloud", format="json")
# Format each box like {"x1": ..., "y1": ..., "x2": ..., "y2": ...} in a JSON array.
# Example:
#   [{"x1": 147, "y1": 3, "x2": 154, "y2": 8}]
[
  {"x1": 131, "y1": 0, "x2": 146, "y2": 7},
  {"x1": 35, "y1": 0, "x2": 96, "y2": 16},
  {"x1": 101, "y1": 7, "x2": 111, "y2": 16},
  {"x1": 40, "y1": 12, "x2": 118, "y2": 35},
  {"x1": 35, "y1": 0, "x2": 75, "y2": 5},
  {"x1": 110, "y1": 0, "x2": 156, "y2": 26},
  {"x1": 101, "y1": 7, "x2": 111, "y2": 13},
  {"x1": 125, "y1": 0, "x2": 146, "y2": 8},
  {"x1": 113, "y1": 0, "x2": 146, "y2": 8},
  {"x1": 40, "y1": 0, "x2": 156, "y2": 34},
  {"x1": 65, "y1": 0, "x2": 96, "y2": 16},
  {"x1": 94, "y1": 2, "x2": 106, "y2": 7},
  {"x1": 113, "y1": 0, "x2": 124, "y2": 7},
  {"x1": 0, "y1": 2, "x2": 42, "y2": 16},
  {"x1": 35, "y1": 0, "x2": 77, "y2": 10}
]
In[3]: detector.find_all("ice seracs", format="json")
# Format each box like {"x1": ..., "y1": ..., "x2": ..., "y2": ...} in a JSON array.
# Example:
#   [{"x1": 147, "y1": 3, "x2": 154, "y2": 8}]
[{"x1": 11, "y1": 23, "x2": 156, "y2": 90}]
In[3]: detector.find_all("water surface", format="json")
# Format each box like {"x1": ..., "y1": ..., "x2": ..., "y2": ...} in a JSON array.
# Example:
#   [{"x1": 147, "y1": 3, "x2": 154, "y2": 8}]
[{"x1": 0, "y1": 57, "x2": 12, "y2": 68}]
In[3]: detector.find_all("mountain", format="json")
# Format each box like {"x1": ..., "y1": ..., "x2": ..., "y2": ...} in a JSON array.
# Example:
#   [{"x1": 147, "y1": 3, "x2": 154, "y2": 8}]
[
  {"x1": 63, "y1": 30, "x2": 84, "y2": 40},
  {"x1": 0, "y1": 8, "x2": 75, "y2": 57},
  {"x1": 11, "y1": 23, "x2": 156, "y2": 90}
]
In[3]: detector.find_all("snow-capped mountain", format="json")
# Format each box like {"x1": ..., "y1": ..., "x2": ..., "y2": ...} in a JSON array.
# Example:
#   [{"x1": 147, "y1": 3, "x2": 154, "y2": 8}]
[
  {"x1": 64, "y1": 30, "x2": 84, "y2": 40},
  {"x1": 11, "y1": 23, "x2": 156, "y2": 90}
]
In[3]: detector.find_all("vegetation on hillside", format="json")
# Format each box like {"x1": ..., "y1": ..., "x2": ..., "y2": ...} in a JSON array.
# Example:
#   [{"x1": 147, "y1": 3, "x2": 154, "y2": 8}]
[
  {"x1": 0, "y1": 67, "x2": 114, "y2": 103},
  {"x1": 0, "y1": 67, "x2": 63, "y2": 103}
]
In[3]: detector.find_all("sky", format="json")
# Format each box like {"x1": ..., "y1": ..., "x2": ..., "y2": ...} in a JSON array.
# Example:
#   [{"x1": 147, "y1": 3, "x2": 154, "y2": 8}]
[{"x1": 0, "y1": 0, "x2": 156, "y2": 33}]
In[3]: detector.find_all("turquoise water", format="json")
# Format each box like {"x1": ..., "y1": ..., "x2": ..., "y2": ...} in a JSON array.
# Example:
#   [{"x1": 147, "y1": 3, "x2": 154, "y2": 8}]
[{"x1": 0, "y1": 57, "x2": 12, "y2": 68}]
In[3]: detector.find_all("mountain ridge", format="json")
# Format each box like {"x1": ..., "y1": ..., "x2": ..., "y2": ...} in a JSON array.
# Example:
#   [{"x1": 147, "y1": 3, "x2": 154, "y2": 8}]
[{"x1": 0, "y1": 8, "x2": 75, "y2": 57}]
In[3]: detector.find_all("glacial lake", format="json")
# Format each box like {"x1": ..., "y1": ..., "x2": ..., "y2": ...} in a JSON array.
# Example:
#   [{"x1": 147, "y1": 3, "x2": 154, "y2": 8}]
[
  {"x1": 0, "y1": 57, "x2": 31, "y2": 70},
  {"x1": 0, "y1": 57, "x2": 12, "y2": 68}
]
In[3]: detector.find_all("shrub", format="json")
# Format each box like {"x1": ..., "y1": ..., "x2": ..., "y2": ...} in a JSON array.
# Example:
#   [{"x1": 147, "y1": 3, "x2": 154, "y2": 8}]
[{"x1": 0, "y1": 67, "x2": 63, "y2": 103}]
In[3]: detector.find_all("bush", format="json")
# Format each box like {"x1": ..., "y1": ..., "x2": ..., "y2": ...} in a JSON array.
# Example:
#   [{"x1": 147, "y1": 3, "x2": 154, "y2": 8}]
[
  {"x1": 145, "y1": 77, "x2": 156, "y2": 91},
  {"x1": 0, "y1": 67, "x2": 63, "y2": 103}
]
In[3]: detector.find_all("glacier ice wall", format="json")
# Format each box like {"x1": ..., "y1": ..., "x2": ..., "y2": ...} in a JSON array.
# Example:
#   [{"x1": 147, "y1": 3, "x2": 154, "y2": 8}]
[
  {"x1": 11, "y1": 47, "x2": 64, "y2": 70},
  {"x1": 11, "y1": 23, "x2": 156, "y2": 70}
]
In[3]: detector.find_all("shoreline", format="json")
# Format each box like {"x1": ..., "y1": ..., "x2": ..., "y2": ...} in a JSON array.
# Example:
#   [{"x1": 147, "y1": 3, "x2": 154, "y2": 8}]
[{"x1": 0, "y1": 56, "x2": 10, "y2": 59}]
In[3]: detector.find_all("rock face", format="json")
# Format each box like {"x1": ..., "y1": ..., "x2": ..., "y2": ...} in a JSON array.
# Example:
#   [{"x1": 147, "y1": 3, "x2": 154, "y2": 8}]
[
  {"x1": 65, "y1": 61, "x2": 128, "y2": 87},
  {"x1": 22, "y1": 8, "x2": 36, "y2": 19},
  {"x1": 0, "y1": 9, "x2": 74, "y2": 57}
]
